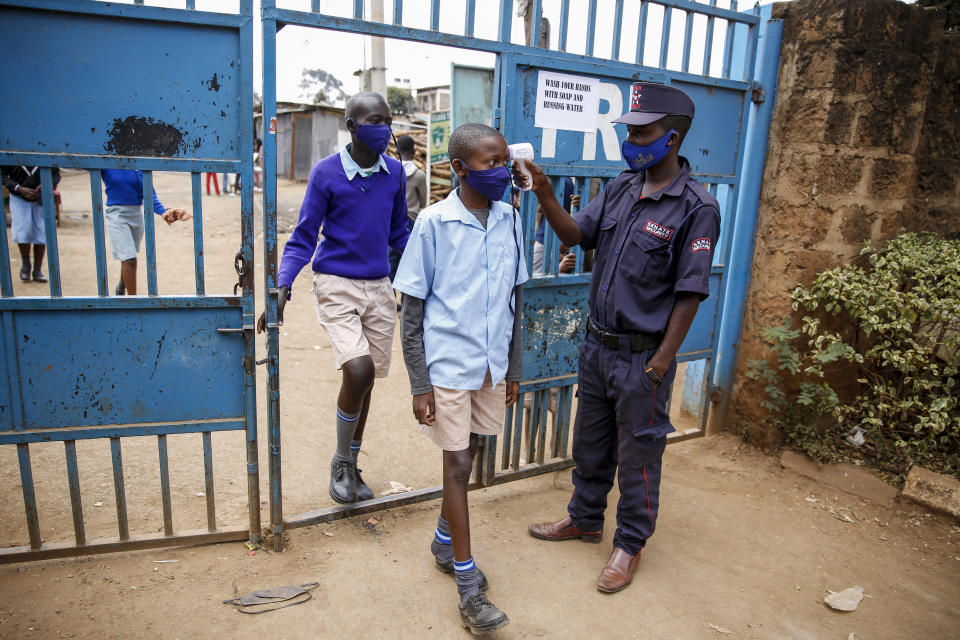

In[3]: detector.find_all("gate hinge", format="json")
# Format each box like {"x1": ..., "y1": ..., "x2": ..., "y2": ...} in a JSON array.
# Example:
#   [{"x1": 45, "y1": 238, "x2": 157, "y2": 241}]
[
  {"x1": 750, "y1": 81, "x2": 766, "y2": 105},
  {"x1": 270, "y1": 444, "x2": 281, "y2": 456},
  {"x1": 247, "y1": 462, "x2": 258, "y2": 475}
]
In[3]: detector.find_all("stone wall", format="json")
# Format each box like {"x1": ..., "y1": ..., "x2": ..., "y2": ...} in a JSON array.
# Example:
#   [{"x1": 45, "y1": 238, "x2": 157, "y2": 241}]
[{"x1": 728, "y1": 0, "x2": 960, "y2": 445}]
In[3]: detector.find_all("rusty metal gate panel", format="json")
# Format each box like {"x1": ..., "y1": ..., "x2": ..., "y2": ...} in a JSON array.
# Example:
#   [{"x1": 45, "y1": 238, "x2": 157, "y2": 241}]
[{"x1": 0, "y1": 0, "x2": 260, "y2": 562}]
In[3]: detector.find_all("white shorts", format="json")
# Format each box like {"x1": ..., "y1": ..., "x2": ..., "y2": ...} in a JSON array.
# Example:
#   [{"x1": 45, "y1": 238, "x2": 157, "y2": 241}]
[
  {"x1": 312, "y1": 273, "x2": 396, "y2": 377},
  {"x1": 425, "y1": 372, "x2": 506, "y2": 452},
  {"x1": 104, "y1": 204, "x2": 144, "y2": 261},
  {"x1": 9, "y1": 194, "x2": 45, "y2": 245}
]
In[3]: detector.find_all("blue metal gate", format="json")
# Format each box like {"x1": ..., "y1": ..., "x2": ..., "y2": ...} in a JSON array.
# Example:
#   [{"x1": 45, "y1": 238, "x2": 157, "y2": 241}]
[
  {"x1": 0, "y1": 0, "x2": 260, "y2": 562},
  {"x1": 260, "y1": 0, "x2": 783, "y2": 546}
]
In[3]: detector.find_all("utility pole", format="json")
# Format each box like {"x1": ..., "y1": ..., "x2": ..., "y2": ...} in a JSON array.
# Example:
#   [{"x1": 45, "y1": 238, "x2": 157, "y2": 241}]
[{"x1": 367, "y1": 0, "x2": 387, "y2": 96}]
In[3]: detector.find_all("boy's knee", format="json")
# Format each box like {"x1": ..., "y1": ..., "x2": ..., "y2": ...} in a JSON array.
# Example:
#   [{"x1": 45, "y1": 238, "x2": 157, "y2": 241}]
[
  {"x1": 444, "y1": 449, "x2": 473, "y2": 486},
  {"x1": 122, "y1": 258, "x2": 137, "y2": 266},
  {"x1": 342, "y1": 355, "x2": 375, "y2": 388}
]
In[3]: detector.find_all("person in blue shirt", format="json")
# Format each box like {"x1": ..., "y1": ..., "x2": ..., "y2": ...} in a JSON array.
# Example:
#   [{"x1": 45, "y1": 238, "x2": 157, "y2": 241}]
[
  {"x1": 256, "y1": 92, "x2": 410, "y2": 505},
  {"x1": 100, "y1": 169, "x2": 191, "y2": 295},
  {"x1": 394, "y1": 123, "x2": 525, "y2": 634},
  {"x1": 517, "y1": 82, "x2": 721, "y2": 594}
]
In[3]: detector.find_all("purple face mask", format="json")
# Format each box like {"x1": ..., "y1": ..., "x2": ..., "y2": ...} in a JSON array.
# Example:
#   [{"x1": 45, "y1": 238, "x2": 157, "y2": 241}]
[
  {"x1": 462, "y1": 165, "x2": 512, "y2": 202},
  {"x1": 354, "y1": 123, "x2": 392, "y2": 155}
]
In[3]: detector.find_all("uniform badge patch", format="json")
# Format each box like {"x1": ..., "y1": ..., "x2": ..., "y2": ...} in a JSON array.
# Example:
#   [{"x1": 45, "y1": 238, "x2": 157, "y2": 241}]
[
  {"x1": 631, "y1": 85, "x2": 643, "y2": 110},
  {"x1": 643, "y1": 219, "x2": 673, "y2": 241},
  {"x1": 690, "y1": 237, "x2": 711, "y2": 253}
]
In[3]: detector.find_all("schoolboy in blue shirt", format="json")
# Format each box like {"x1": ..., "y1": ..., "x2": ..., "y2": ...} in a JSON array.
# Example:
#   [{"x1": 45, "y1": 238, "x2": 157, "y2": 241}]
[
  {"x1": 100, "y1": 169, "x2": 191, "y2": 295},
  {"x1": 256, "y1": 92, "x2": 410, "y2": 504},
  {"x1": 518, "y1": 82, "x2": 721, "y2": 594},
  {"x1": 394, "y1": 123, "x2": 525, "y2": 634}
]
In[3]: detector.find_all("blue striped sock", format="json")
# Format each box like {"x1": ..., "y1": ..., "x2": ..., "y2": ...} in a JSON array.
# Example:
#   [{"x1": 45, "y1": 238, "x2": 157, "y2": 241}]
[
  {"x1": 454, "y1": 556, "x2": 482, "y2": 601},
  {"x1": 454, "y1": 557, "x2": 476, "y2": 573},
  {"x1": 335, "y1": 408, "x2": 361, "y2": 460},
  {"x1": 435, "y1": 528, "x2": 452, "y2": 545},
  {"x1": 350, "y1": 440, "x2": 362, "y2": 463}
]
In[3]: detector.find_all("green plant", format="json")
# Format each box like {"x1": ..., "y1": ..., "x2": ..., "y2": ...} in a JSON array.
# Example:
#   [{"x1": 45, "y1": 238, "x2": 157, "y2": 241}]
[{"x1": 747, "y1": 232, "x2": 960, "y2": 479}]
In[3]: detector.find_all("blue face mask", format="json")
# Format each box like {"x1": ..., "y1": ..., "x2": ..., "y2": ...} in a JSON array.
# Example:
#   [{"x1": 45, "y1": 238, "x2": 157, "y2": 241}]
[
  {"x1": 462, "y1": 164, "x2": 512, "y2": 202},
  {"x1": 621, "y1": 129, "x2": 676, "y2": 171},
  {"x1": 354, "y1": 123, "x2": 392, "y2": 155}
]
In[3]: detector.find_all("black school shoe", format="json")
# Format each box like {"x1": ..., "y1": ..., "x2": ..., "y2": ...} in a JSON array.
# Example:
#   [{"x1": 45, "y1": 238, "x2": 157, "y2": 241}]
[
  {"x1": 329, "y1": 456, "x2": 358, "y2": 504},
  {"x1": 459, "y1": 593, "x2": 509, "y2": 635},
  {"x1": 19, "y1": 262, "x2": 30, "y2": 282},
  {"x1": 32, "y1": 268, "x2": 47, "y2": 283},
  {"x1": 431, "y1": 540, "x2": 489, "y2": 591},
  {"x1": 354, "y1": 467, "x2": 374, "y2": 502},
  {"x1": 115, "y1": 278, "x2": 125, "y2": 296}
]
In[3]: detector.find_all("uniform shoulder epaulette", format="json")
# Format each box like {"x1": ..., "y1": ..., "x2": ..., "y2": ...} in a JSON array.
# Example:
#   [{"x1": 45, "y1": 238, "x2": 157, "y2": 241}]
[{"x1": 685, "y1": 178, "x2": 715, "y2": 207}]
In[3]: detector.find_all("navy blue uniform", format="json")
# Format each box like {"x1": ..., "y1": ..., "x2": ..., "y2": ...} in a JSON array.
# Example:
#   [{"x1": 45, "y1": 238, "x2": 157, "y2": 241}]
[{"x1": 568, "y1": 157, "x2": 720, "y2": 555}]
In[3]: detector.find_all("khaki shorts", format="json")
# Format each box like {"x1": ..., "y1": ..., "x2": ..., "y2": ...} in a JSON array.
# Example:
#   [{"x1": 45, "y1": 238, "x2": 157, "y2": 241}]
[
  {"x1": 312, "y1": 273, "x2": 396, "y2": 378},
  {"x1": 425, "y1": 372, "x2": 506, "y2": 452}
]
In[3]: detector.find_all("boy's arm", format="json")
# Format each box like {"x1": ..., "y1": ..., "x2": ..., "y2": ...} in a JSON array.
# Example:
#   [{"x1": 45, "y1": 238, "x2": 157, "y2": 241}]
[
  {"x1": 150, "y1": 186, "x2": 166, "y2": 215},
  {"x1": 276, "y1": 175, "x2": 327, "y2": 299},
  {"x1": 505, "y1": 285, "x2": 524, "y2": 405},
  {"x1": 415, "y1": 170, "x2": 427, "y2": 210},
  {"x1": 401, "y1": 295, "x2": 435, "y2": 426},
  {"x1": 388, "y1": 168, "x2": 410, "y2": 251},
  {"x1": 401, "y1": 296, "x2": 432, "y2": 395}
]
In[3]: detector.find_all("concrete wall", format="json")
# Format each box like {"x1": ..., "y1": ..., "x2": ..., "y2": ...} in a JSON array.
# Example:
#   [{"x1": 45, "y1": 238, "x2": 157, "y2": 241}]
[{"x1": 729, "y1": 0, "x2": 960, "y2": 444}]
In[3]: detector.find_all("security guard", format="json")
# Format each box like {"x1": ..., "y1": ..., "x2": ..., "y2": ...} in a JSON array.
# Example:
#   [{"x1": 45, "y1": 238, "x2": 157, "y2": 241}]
[{"x1": 517, "y1": 82, "x2": 720, "y2": 593}]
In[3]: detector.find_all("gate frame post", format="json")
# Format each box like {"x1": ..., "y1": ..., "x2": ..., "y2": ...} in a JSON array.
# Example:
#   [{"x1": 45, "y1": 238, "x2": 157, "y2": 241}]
[
  {"x1": 260, "y1": 0, "x2": 284, "y2": 552},
  {"x1": 708, "y1": 7, "x2": 784, "y2": 434}
]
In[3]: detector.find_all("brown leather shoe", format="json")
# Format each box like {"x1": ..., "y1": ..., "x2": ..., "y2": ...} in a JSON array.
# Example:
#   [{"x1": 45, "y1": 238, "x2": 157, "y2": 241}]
[
  {"x1": 597, "y1": 547, "x2": 641, "y2": 593},
  {"x1": 528, "y1": 515, "x2": 602, "y2": 543}
]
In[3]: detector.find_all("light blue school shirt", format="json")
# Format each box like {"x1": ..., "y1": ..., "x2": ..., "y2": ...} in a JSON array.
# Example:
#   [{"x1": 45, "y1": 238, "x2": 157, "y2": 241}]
[{"x1": 394, "y1": 189, "x2": 528, "y2": 390}]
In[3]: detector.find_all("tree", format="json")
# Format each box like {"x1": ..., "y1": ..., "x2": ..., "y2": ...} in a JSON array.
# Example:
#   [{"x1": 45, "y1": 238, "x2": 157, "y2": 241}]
[
  {"x1": 300, "y1": 68, "x2": 345, "y2": 105},
  {"x1": 387, "y1": 86, "x2": 413, "y2": 115}
]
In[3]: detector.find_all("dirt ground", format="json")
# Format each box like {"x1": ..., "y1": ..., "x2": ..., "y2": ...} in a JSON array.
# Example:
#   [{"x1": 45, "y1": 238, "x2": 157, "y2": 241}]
[{"x1": 0, "y1": 171, "x2": 958, "y2": 639}]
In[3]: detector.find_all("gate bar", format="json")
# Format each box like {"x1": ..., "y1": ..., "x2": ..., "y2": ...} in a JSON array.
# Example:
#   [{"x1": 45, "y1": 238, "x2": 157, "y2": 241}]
[
  {"x1": 0, "y1": 527, "x2": 248, "y2": 565},
  {"x1": 110, "y1": 437, "x2": 130, "y2": 540},
  {"x1": 0, "y1": 187, "x2": 11, "y2": 296},
  {"x1": 659, "y1": 5, "x2": 672, "y2": 69},
  {"x1": 142, "y1": 171, "x2": 159, "y2": 296},
  {"x1": 17, "y1": 443, "x2": 41, "y2": 549},
  {"x1": 636, "y1": 2, "x2": 649, "y2": 65},
  {"x1": 612, "y1": 0, "x2": 624, "y2": 59},
  {"x1": 585, "y1": 0, "x2": 597, "y2": 57},
  {"x1": 722, "y1": 1, "x2": 738, "y2": 79},
  {"x1": 191, "y1": 173, "x2": 205, "y2": 296},
  {"x1": 464, "y1": 0, "x2": 475, "y2": 37},
  {"x1": 558, "y1": 0, "x2": 569, "y2": 52},
  {"x1": 89, "y1": 170, "x2": 109, "y2": 297},
  {"x1": 40, "y1": 168, "x2": 61, "y2": 297},
  {"x1": 157, "y1": 434, "x2": 174, "y2": 536},
  {"x1": 202, "y1": 431, "x2": 216, "y2": 531},
  {"x1": 703, "y1": 0, "x2": 717, "y2": 76},
  {"x1": 64, "y1": 440, "x2": 86, "y2": 546},
  {"x1": 682, "y1": 9, "x2": 694, "y2": 72}
]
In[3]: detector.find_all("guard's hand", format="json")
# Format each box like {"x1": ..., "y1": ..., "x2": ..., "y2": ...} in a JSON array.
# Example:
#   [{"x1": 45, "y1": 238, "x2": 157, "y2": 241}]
[
  {"x1": 505, "y1": 381, "x2": 519, "y2": 408},
  {"x1": 256, "y1": 286, "x2": 288, "y2": 334},
  {"x1": 646, "y1": 355, "x2": 670, "y2": 390},
  {"x1": 413, "y1": 391, "x2": 436, "y2": 426},
  {"x1": 162, "y1": 208, "x2": 191, "y2": 225},
  {"x1": 558, "y1": 253, "x2": 577, "y2": 274},
  {"x1": 569, "y1": 194, "x2": 581, "y2": 211},
  {"x1": 17, "y1": 186, "x2": 39, "y2": 201}
]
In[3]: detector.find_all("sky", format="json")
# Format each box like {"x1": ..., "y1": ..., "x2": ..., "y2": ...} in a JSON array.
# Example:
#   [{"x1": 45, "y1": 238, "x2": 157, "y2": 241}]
[{"x1": 116, "y1": 0, "x2": 790, "y2": 103}]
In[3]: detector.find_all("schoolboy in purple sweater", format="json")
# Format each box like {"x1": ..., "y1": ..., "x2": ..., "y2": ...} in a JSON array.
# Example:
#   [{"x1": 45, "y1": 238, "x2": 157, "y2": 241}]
[{"x1": 257, "y1": 92, "x2": 410, "y2": 504}]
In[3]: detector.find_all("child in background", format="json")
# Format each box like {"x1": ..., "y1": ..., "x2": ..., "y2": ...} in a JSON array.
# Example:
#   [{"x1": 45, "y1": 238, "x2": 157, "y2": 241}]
[
  {"x1": 394, "y1": 123, "x2": 525, "y2": 634},
  {"x1": 100, "y1": 169, "x2": 191, "y2": 295}
]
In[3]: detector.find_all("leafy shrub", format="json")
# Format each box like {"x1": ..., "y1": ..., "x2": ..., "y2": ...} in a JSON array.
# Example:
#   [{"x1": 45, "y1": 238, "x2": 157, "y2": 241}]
[{"x1": 746, "y1": 232, "x2": 960, "y2": 480}]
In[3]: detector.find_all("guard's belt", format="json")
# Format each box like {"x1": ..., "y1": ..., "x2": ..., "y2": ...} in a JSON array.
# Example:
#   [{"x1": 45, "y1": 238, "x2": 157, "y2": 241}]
[{"x1": 587, "y1": 316, "x2": 661, "y2": 352}]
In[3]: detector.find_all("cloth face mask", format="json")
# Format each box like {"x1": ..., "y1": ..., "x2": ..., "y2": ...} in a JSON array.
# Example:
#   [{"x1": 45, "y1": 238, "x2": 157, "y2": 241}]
[
  {"x1": 355, "y1": 123, "x2": 392, "y2": 156},
  {"x1": 462, "y1": 165, "x2": 512, "y2": 202},
  {"x1": 621, "y1": 129, "x2": 676, "y2": 171}
]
